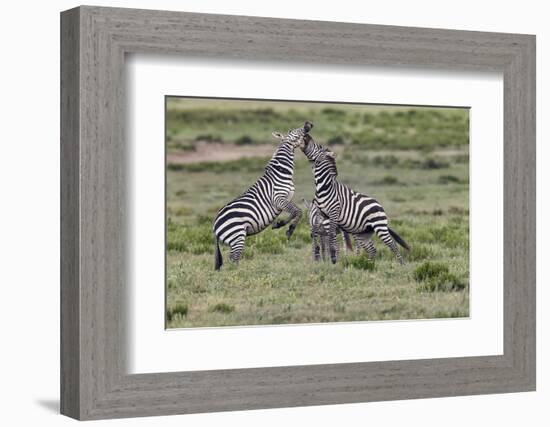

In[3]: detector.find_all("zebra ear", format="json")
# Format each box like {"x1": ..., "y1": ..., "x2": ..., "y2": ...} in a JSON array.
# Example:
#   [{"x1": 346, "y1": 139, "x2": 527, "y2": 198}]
[{"x1": 272, "y1": 131, "x2": 284, "y2": 140}]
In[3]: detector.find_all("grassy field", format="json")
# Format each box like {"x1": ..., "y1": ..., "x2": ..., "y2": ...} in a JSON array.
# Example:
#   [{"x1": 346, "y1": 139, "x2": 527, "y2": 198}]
[{"x1": 166, "y1": 98, "x2": 470, "y2": 328}]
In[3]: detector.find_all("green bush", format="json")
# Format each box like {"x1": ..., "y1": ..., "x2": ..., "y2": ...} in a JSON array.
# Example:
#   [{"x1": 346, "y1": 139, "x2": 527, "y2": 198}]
[
  {"x1": 342, "y1": 253, "x2": 376, "y2": 271},
  {"x1": 235, "y1": 135, "x2": 255, "y2": 145},
  {"x1": 210, "y1": 302, "x2": 235, "y2": 314},
  {"x1": 413, "y1": 262, "x2": 465, "y2": 292},
  {"x1": 416, "y1": 273, "x2": 465, "y2": 292},
  {"x1": 167, "y1": 222, "x2": 213, "y2": 254},
  {"x1": 327, "y1": 135, "x2": 346, "y2": 145},
  {"x1": 407, "y1": 245, "x2": 434, "y2": 261},
  {"x1": 438, "y1": 174, "x2": 462, "y2": 184},
  {"x1": 194, "y1": 133, "x2": 221, "y2": 142},
  {"x1": 373, "y1": 175, "x2": 400, "y2": 185},
  {"x1": 413, "y1": 261, "x2": 449, "y2": 282},
  {"x1": 167, "y1": 303, "x2": 188, "y2": 321}
]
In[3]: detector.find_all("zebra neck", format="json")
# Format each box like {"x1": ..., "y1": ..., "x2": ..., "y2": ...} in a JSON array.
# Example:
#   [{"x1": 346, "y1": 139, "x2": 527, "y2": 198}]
[
  {"x1": 266, "y1": 143, "x2": 295, "y2": 174},
  {"x1": 314, "y1": 171, "x2": 335, "y2": 192}
]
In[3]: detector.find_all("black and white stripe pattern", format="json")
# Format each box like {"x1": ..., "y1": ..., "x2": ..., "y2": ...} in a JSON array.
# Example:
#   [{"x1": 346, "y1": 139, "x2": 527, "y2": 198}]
[
  {"x1": 213, "y1": 122, "x2": 313, "y2": 270},
  {"x1": 302, "y1": 135, "x2": 409, "y2": 264},
  {"x1": 303, "y1": 198, "x2": 353, "y2": 262}
]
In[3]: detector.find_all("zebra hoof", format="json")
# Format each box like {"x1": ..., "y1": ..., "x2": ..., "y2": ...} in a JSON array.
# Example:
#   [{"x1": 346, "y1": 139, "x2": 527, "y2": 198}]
[{"x1": 286, "y1": 225, "x2": 296, "y2": 239}]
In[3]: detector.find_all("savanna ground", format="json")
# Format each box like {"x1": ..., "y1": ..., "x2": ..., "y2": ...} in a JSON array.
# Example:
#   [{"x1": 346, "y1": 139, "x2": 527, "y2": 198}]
[{"x1": 166, "y1": 98, "x2": 470, "y2": 328}]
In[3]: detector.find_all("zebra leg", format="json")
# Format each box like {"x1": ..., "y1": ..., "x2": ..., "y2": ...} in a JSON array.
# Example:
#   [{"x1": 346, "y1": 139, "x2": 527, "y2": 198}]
[
  {"x1": 320, "y1": 232, "x2": 327, "y2": 261},
  {"x1": 375, "y1": 226, "x2": 404, "y2": 264},
  {"x1": 272, "y1": 217, "x2": 290, "y2": 229},
  {"x1": 365, "y1": 240, "x2": 376, "y2": 259},
  {"x1": 334, "y1": 228, "x2": 342, "y2": 259},
  {"x1": 273, "y1": 198, "x2": 302, "y2": 239},
  {"x1": 311, "y1": 226, "x2": 321, "y2": 261},
  {"x1": 342, "y1": 231, "x2": 354, "y2": 254},
  {"x1": 228, "y1": 233, "x2": 246, "y2": 264},
  {"x1": 285, "y1": 201, "x2": 302, "y2": 239},
  {"x1": 355, "y1": 239, "x2": 362, "y2": 255},
  {"x1": 355, "y1": 232, "x2": 376, "y2": 259},
  {"x1": 327, "y1": 221, "x2": 339, "y2": 264}
]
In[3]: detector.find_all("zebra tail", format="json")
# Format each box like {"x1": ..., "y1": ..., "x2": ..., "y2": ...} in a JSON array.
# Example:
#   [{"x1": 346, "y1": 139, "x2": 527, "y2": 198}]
[
  {"x1": 214, "y1": 237, "x2": 223, "y2": 271},
  {"x1": 343, "y1": 231, "x2": 354, "y2": 252},
  {"x1": 388, "y1": 227, "x2": 410, "y2": 251}
]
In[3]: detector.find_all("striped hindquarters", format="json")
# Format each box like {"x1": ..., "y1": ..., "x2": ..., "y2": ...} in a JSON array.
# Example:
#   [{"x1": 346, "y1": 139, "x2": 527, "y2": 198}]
[
  {"x1": 338, "y1": 187, "x2": 389, "y2": 234},
  {"x1": 213, "y1": 177, "x2": 278, "y2": 244}
]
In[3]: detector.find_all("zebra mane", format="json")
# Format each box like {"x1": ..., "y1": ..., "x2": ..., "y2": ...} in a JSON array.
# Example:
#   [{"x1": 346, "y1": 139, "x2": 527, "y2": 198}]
[
  {"x1": 265, "y1": 139, "x2": 295, "y2": 172},
  {"x1": 327, "y1": 154, "x2": 338, "y2": 177},
  {"x1": 315, "y1": 150, "x2": 338, "y2": 177}
]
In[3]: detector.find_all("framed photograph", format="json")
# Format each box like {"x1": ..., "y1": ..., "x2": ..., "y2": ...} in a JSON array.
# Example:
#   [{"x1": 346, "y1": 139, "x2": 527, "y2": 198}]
[{"x1": 61, "y1": 6, "x2": 536, "y2": 420}]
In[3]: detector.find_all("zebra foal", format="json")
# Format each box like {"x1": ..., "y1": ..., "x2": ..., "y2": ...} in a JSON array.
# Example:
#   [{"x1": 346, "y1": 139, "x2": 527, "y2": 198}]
[
  {"x1": 303, "y1": 198, "x2": 353, "y2": 261},
  {"x1": 213, "y1": 122, "x2": 313, "y2": 270}
]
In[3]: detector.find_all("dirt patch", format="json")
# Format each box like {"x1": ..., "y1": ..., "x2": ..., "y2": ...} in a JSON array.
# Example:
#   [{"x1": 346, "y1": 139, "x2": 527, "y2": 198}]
[
  {"x1": 168, "y1": 142, "x2": 277, "y2": 164},
  {"x1": 167, "y1": 143, "x2": 466, "y2": 165}
]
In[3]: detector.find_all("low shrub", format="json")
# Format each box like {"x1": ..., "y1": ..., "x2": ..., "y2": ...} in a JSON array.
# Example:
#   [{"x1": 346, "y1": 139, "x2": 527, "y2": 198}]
[
  {"x1": 413, "y1": 261, "x2": 465, "y2": 292},
  {"x1": 413, "y1": 261, "x2": 449, "y2": 282},
  {"x1": 210, "y1": 302, "x2": 235, "y2": 314},
  {"x1": 371, "y1": 155, "x2": 400, "y2": 168},
  {"x1": 167, "y1": 303, "x2": 188, "y2": 321},
  {"x1": 416, "y1": 272, "x2": 465, "y2": 292},
  {"x1": 438, "y1": 174, "x2": 462, "y2": 184},
  {"x1": 194, "y1": 133, "x2": 221, "y2": 142},
  {"x1": 373, "y1": 175, "x2": 400, "y2": 185},
  {"x1": 417, "y1": 157, "x2": 450, "y2": 169},
  {"x1": 327, "y1": 135, "x2": 346, "y2": 145},
  {"x1": 235, "y1": 135, "x2": 255, "y2": 145},
  {"x1": 448, "y1": 206, "x2": 469, "y2": 216},
  {"x1": 342, "y1": 253, "x2": 376, "y2": 271},
  {"x1": 167, "y1": 222, "x2": 212, "y2": 254},
  {"x1": 406, "y1": 245, "x2": 434, "y2": 261}
]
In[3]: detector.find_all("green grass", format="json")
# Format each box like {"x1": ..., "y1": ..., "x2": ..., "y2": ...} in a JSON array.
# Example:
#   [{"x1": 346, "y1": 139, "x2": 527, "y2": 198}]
[
  {"x1": 166, "y1": 98, "x2": 469, "y2": 151},
  {"x1": 165, "y1": 99, "x2": 469, "y2": 328}
]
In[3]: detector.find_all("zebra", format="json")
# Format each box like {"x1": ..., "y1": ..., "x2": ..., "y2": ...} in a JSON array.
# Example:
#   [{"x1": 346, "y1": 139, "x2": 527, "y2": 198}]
[
  {"x1": 303, "y1": 198, "x2": 353, "y2": 261},
  {"x1": 301, "y1": 135, "x2": 409, "y2": 264},
  {"x1": 213, "y1": 121, "x2": 313, "y2": 270}
]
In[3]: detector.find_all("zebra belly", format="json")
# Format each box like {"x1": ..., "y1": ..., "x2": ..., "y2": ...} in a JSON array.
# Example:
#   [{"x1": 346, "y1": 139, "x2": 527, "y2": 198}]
[
  {"x1": 215, "y1": 200, "x2": 277, "y2": 241},
  {"x1": 245, "y1": 210, "x2": 279, "y2": 235}
]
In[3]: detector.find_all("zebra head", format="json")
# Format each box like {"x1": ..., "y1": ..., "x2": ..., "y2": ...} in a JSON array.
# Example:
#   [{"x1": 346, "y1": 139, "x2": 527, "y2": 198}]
[
  {"x1": 301, "y1": 133, "x2": 327, "y2": 162},
  {"x1": 271, "y1": 121, "x2": 314, "y2": 149}
]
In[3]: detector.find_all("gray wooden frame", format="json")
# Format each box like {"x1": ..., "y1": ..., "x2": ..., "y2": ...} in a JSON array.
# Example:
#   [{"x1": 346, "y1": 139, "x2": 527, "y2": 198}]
[{"x1": 60, "y1": 5, "x2": 536, "y2": 421}]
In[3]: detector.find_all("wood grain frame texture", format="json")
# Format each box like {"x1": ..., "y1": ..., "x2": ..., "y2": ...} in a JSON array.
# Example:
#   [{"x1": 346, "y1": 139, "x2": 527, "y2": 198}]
[{"x1": 60, "y1": 5, "x2": 536, "y2": 421}]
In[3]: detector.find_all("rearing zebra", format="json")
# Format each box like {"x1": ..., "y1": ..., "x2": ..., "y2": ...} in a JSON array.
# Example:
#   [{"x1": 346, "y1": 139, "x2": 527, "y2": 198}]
[
  {"x1": 213, "y1": 121, "x2": 313, "y2": 270},
  {"x1": 301, "y1": 135, "x2": 410, "y2": 264}
]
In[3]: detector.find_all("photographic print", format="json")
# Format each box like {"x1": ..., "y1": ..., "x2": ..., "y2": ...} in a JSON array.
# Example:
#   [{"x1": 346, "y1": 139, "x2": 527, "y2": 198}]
[{"x1": 166, "y1": 97, "x2": 470, "y2": 328}]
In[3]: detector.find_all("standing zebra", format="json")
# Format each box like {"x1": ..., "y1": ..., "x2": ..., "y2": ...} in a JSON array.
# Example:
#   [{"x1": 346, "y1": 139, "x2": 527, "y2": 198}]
[
  {"x1": 213, "y1": 121, "x2": 313, "y2": 270},
  {"x1": 301, "y1": 135, "x2": 409, "y2": 264},
  {"x1": 303, "y1": 198, "x2": 353, "y2": 261}
]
